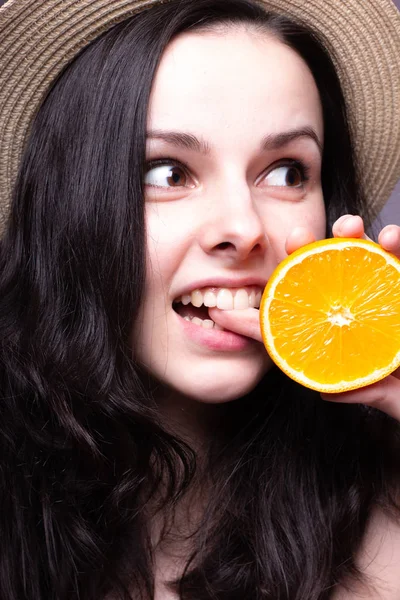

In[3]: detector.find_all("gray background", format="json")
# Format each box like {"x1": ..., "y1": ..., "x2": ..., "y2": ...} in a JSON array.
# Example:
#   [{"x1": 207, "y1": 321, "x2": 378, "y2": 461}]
[
  {"x1": 377, "y1": 0, "x2": 400, "y2": 226},
  {"x1": 0, "y1": 0, "x2": 399, "y2": 225}
]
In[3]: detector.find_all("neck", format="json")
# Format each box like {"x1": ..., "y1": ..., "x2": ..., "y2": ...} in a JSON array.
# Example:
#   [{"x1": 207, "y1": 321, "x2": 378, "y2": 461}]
[{"x1": 152, "y1": 382, "x2": 227, "y2": 457}]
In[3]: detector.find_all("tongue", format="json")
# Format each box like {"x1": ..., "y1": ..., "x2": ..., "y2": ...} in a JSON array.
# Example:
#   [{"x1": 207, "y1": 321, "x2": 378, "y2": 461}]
[{"x1": 174, "y1": 304, "x2": 211, "y2": 320}]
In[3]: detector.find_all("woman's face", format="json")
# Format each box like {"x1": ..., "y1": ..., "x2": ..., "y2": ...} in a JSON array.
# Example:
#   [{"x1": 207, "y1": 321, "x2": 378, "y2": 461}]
[{"x1": 133, "y1": 27, "x2": 326, "y2": 404}]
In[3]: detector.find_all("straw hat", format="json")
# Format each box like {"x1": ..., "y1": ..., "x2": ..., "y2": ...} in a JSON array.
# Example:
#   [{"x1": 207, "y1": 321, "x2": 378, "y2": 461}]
[{"x1": 0, "y1": 0, "x2": 399, "y2": 228}]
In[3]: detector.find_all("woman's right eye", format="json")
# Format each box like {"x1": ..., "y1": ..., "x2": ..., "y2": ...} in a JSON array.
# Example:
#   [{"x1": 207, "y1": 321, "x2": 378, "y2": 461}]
[{"x1": 144, "y1": 163, "x2": 194, "y2": 188}]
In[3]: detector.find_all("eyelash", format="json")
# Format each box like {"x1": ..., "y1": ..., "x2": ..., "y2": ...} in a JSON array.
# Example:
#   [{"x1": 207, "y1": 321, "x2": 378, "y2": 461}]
[
  {"x1": 144, "y1": 157, "x2": 311, "y2": 185},
  {"x1": 145, "y1": 157, "x2": 191, "y2": 174}
]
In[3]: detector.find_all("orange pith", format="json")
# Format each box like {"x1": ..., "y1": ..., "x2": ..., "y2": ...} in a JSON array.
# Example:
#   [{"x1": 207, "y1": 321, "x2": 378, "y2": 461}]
[{"x1": 259, "y1": 238, "x2": 400, "y2": 393}]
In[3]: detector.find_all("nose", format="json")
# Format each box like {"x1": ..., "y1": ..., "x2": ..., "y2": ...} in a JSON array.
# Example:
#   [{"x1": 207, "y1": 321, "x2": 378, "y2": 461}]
[{"x1": 199, "y1": 178, "x2": 268, "y2": 262}]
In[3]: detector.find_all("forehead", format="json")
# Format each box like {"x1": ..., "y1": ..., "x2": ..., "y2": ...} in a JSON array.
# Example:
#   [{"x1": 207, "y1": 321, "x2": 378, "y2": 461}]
[{"x1": 147, "y1": 27, "x2": 323, "y2": 141}]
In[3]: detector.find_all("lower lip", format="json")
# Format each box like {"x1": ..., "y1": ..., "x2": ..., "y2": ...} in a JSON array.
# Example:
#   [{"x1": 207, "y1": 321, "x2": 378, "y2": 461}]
[{"x1": 176, "y1": 312, "x2": 255, "y2": 352}]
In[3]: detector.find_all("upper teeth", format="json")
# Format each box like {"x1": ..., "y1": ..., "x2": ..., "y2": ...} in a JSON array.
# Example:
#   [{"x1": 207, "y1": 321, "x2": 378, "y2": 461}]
[{"x1": 175, "y1": 287, "x2": 262, "y2": 310}]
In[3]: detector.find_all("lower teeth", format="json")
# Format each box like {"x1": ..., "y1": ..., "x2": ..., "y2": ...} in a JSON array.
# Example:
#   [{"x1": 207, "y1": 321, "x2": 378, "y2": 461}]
[{"x1": 183, "y1": 316, "x2": 224, "y2": 330}]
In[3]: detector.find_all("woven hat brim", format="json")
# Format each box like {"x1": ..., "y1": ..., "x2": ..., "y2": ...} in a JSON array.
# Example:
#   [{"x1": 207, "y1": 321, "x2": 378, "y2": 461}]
[{"x1": 0, "y1": 0, "x2": 399, "y2": 226}]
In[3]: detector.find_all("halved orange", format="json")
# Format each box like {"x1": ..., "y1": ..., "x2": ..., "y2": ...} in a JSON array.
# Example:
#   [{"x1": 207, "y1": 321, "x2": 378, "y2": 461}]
[{"x1": 259, "y1": 238, "x2": 400, "y2": 393}]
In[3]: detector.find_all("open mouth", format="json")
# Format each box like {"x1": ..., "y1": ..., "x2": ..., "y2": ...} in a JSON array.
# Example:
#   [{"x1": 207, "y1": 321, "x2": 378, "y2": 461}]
[
  {"x1": 173, "y1": 286, "x2": 262, "y2": 330},
  {"x1": 173, "y1": 301, "x2": 217, "y2": 329}
]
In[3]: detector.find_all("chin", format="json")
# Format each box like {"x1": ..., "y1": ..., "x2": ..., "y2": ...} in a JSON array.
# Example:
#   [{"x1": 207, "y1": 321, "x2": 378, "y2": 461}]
[{"x1": 163, "y1": 357, "x2": 271, "y2": 404}]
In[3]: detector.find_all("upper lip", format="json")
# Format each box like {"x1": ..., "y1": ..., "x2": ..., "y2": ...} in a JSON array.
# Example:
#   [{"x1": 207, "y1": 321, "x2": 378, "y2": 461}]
[{"x1": 174, "y1": 277, "x2": 267, "y2": 299}]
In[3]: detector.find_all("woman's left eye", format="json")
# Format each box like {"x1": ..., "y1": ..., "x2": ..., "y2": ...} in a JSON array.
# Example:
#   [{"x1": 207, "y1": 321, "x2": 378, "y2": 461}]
[
  {"x1": 145, "y1": 162, "x2": 193, "y2": 188},
  {"x1": 263, "y1": 163, "x2": 307, "y2": 188}
]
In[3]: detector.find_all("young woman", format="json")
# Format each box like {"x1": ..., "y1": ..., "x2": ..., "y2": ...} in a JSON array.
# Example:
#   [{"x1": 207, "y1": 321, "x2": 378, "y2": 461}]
[{"x1": 0, "y1": 0, "x2": 400, "y2": 599}]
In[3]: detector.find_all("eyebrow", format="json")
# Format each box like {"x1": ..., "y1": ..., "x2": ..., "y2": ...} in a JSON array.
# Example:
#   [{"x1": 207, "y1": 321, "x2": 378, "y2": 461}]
[
  {"x1": 261, "y1": 127, "x2": 323, "y2": 156},
  {"x1": 146, "y1": 126, "x2": 322, "y2": 156},
  {"x1": 147, "y1": 130, "x2": 212, "y2": 155}
]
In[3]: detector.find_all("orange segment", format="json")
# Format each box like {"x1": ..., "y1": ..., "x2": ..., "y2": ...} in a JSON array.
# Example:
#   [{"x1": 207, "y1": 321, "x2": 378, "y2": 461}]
[{"x1": 259, "y1": 238, "x2": 400, "y2": 392}]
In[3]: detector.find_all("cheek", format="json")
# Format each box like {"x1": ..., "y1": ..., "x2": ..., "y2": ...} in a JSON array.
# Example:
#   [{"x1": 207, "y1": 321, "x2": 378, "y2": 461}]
[
  {"x1": 144, "y1": 206, "x2": 180, "y2": 292},
  {"x1": 264, "y1": 197, "x2": 326, "y2": 256},
  {"x1": 133, "y1": 209, "x2": 177, "y2": 353},
  {"x1": 302, "y1": 202, "x2": 327, "y2": 239},
  {"x1": 145, "y1": 202, "x2": 195, "y2": 273}
]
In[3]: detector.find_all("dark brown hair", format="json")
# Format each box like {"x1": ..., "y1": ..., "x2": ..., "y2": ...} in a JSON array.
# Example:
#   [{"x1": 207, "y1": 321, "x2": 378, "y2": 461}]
[{"x1": 0, "y1": 1, "x2": 393, "y2": 599}]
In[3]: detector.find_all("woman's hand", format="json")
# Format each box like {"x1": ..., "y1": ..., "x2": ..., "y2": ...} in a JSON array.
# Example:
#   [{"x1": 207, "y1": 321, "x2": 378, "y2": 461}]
[
  {"x1": 289, "y1": 214, "x2": 400, "y2": 421},
  {"x1": 285, "y1": 214, "x2": 400, "y2": 255},
  {"x1": 317, "y1": 215, "x2": 400, "y2": 421}
]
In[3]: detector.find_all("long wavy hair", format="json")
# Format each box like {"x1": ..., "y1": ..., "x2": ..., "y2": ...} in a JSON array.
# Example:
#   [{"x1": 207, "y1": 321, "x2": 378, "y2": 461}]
[{"x1": 0, "y1": 0, "x2": 398, "y2": 599}]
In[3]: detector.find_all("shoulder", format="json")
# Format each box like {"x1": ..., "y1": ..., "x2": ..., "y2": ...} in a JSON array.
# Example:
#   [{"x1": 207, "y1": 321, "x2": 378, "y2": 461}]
[{"x1": 331, "y1": 506, "x2": 400, "y2": 599}]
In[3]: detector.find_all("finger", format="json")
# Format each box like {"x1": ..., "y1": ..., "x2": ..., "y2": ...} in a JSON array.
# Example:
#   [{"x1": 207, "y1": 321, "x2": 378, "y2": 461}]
[
  {"x1": 208, "y1": 307, "x2": 263, "y2": 343},
  {"x1": 285, "y1": 227, "x2": 316, "y2": 255},
  {"x1": 378, "y1": 225, "x2": 400, "y2": 257},
  {"x1": 332, "y1": 214, "x2": 365, "y2": 239},
  {"x1": 333, "y1": 216, "x2": 400, "y2": 257},
  {"x1": 320, "y1": 373, "x2": 400, "y2": 422}
]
